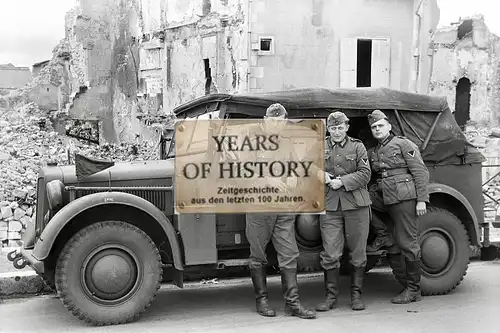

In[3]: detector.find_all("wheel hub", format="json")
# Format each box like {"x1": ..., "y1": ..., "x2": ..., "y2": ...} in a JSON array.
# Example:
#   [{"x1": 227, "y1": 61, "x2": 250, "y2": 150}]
[
  {"x1": 420, "y1": 230, "x2": 452, "y2": 274},
  {"x1": 84, "y1": 248, "x2": 138, "y2": 301},
  {"x1": 295, "y1": 215, "x2": 321, "y2": 244}
]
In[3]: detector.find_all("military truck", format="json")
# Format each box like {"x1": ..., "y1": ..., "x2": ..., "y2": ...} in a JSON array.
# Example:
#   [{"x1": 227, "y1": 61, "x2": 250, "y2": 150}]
[{"x1": 7, "y1": 87, "x2": 491, "y2": 326}]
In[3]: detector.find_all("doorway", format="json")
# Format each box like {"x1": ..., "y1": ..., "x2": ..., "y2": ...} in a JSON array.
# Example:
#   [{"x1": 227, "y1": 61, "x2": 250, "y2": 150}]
[
  {"x1": 357, "y1": 39, "x2": 372, "y2": 87},
  {"x1": 454, "y1": 77, "x2": 471, "y2": 128}
]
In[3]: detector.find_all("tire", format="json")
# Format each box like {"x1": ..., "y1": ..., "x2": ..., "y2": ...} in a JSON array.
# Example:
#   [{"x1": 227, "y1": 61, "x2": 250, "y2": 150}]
[
  {"x1": 297, "y1": 244, "x2": 322, "y2": 272},
  {"x1": 295, "y1": 214, "x2": 380, "y2": 274},
  {"x1": 418, "y1": 207, "x2": 470, "y2": 296},
  {"x1": 55, "y1": 221, "x2": 163, "y2": 326},
  {"x1": 295, "y1": 214, "x2": 323, "y2": 272},
  {"x1": 339, "y1": 252, "x2": 380, "y2": 275}
]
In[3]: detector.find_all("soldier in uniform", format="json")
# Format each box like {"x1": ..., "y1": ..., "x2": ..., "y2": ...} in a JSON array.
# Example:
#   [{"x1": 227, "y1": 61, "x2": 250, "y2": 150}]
[
  {"x1": 245, "y1": 103, "x2": 316, "y2": 320},
  {"x1": 311, "y1": 111, "x2": 372, "y2": 312},
  {"x1": 365, "y1": 109, "x2": 430, "y2": 304}
]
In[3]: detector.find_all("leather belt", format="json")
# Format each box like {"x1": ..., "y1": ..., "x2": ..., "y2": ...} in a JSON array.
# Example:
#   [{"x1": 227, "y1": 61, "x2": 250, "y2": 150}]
[{"x1": 377, "y1": 168, "x2": 410, "y2": 179}]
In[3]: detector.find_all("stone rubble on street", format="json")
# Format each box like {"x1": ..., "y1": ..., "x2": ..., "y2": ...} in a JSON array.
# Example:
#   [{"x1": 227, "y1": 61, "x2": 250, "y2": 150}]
[{"x1": 0, "y1": 100, "x2": 166, "y2": 247}]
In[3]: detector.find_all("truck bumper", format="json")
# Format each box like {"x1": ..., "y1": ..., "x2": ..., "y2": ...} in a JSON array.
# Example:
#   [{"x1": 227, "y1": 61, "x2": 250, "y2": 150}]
[{"x1": 6, "y1": 247, "x2": 45, "y2": 275}]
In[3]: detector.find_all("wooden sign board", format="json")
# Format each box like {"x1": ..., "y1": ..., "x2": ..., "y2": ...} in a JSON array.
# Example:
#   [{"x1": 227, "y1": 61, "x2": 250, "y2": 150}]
[{"x1": 174, "y1": 119, "x2": 325, "y2": 214}]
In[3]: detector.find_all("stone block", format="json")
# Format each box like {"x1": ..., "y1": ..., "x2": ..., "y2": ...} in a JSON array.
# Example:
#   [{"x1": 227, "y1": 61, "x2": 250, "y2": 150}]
[
  {"x1": 13, "y1": 208, "x2": 25, "y2": 220},
  {"x1": 8, "y1": 231, "x2": 21, "y2": 240},
  {"x1": 13, "y1": 189, "x2": 28, "y2": 199},
  {"x1": 8, "y1": 221, "x2": 23, "y2": 232},
  {"x1": 20, "y1": 216, "x2": 31, "y2": 227},
  {"x1": 1, "y1": 206, "x2": 12, "y2": 219}
]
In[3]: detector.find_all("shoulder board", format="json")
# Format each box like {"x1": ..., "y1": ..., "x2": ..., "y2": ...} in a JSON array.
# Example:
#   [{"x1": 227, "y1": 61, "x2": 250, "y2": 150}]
[
  {"x1": 349, "y1": 137, "x2": 362, "y2": 143},
  {"x1": 396, "y1": 135, "x2": 407, "y2": 139}
]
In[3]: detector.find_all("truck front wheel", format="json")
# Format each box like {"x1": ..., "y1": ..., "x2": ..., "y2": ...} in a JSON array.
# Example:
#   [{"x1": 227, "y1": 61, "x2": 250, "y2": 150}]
[{"x1": 55, "y1": 221, "x2": 162, "y2": 326}]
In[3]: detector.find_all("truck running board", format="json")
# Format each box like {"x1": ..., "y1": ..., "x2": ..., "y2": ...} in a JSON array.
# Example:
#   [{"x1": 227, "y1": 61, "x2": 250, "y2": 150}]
[{"x1": 216, "y1": 259, "x2": 249, "y2": 269}]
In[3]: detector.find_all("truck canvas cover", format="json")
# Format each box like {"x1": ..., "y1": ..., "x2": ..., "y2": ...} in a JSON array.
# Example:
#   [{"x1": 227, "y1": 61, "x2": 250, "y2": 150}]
[{"x1": 173, "y1": 87, "x2": 486, "y2": 166}]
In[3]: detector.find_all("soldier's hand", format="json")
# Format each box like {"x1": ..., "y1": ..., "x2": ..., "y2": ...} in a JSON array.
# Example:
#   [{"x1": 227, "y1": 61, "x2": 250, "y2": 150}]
[
  {"x1": 416, "y1": 201, "x2": 427, "y2": 216},
  {"x1": 323, "y1": 171, "x2": 332, "y2": 183},
  {"x1": 329, "y1": 178, "x2": 343, "y2": 190}
]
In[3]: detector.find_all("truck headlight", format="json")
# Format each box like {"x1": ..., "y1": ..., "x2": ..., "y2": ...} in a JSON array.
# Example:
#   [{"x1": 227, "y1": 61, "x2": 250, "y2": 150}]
[{"x1": 46, "y1": 180, "x2": 65, "y2": 212}]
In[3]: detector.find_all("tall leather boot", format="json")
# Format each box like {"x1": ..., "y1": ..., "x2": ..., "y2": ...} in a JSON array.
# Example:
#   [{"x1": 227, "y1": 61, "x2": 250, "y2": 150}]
[
  {"x1": 250, "y1": 267, "x2": 276, "y2": 317},
  {"x1": 391, "y1": 259, "x2": 423, "y2": 304},
  {"x1": 280, "y1": 268, "x2": 316, "y2": 319},
  {"x1": 351, "y1": 266, "x2": 366, "y2": 311},
  {"x1": 366, "y1": 215, "x2": 395, "y2": 252},
  {"x1": 386, "y1": 253, "x2": 407, "y2": 289},
  {"x1": 315, "y1": 268, "x2": 340, "y2": 311}
]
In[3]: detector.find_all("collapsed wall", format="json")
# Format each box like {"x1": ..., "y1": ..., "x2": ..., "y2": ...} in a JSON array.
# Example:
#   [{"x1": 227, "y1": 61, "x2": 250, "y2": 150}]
[
  {"x1": 0, "y1": 101, "x2": 167, "y2": 247},
  {"x1": 0, "y1": 0, "x2": 176, "y2": 246},
  {"x1": 430, "y1": 15, "x2": 500, "y2": 128}
]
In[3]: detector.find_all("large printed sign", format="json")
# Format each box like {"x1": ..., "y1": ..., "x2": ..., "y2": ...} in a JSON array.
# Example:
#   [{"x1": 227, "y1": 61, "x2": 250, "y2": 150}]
[{"x1": 174, "y1": 119, "x2": 325, "y2": 214}]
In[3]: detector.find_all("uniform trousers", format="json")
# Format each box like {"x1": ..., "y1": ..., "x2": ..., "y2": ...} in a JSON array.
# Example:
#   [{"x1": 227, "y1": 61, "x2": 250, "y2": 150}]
[
  {"x1": 319, "y1": 203, "x2": 370, "y2": 270},
  {"x1": 246, "y1": 213, "x2": 299, "y2": 270},
  {"x1": 370, "y1": 187, "x2": 421, "y2": 261}
]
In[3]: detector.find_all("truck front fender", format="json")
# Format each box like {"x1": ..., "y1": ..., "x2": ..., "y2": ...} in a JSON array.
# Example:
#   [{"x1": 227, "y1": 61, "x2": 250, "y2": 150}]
[
  {"x1": 33, "y1": 191, "x2": 184, "y2": 271},
  {"x1": 428, "y1": 183, "x2": 481, "y2": 246}
]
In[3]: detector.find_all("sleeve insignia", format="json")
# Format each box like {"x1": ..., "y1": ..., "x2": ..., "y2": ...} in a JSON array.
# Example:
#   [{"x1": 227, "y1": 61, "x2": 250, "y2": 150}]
[
  {"x1": 362, "y1": 158, "x2": 368, "y2": 165},
  {"x1": 408, "y1": 151, "x2": 415, "y2": 157}
]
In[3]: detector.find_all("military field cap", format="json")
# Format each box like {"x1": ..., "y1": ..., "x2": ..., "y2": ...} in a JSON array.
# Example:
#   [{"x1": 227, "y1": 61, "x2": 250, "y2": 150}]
[
  {"x1": 368, "y1": 109, "x2": 389, "y2": 126},
  {"x1": 327, "y1": 111, "x2": 349, "y2": 127},
  {"x1": 266, "y1": 103, "x2": 288, "y2": 117}
]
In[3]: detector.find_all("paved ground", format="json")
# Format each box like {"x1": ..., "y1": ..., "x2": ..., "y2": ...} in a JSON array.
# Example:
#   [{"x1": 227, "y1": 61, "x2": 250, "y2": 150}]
[{"x1": 1, "y1": 261, "x2": 499, "y2": 333}]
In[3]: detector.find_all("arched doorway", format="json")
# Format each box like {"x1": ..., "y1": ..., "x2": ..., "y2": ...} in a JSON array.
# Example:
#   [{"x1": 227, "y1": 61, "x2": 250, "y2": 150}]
[{"x1": 454, "y1": 77, "x2": 471, "y2": 128}]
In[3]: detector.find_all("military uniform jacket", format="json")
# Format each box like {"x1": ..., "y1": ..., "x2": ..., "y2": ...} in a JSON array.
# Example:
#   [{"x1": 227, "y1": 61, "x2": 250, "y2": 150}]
[
  {"x1": 318, "y1": 136, "x2": 372, "y2": 211},
  {"x1": 223, "y1": 122, "x2": 297, "y2": 184},
  {"x1": 368, "y1": 134, "x2": 430, "y2": 205}
]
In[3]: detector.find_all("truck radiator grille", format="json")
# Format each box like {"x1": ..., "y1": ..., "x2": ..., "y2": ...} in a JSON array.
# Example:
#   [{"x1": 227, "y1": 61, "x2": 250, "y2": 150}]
[{"x1": 75, "y1": 187, "x2": 168, "y2": 211}]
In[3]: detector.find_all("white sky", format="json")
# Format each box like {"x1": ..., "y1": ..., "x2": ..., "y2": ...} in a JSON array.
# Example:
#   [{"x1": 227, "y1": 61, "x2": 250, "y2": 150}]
[{"x1": 0, "y1": 0, "x2": 499, "y2": 68}]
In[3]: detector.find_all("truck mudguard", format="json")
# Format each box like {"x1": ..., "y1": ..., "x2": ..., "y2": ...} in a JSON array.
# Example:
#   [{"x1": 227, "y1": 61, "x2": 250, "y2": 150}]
[
  {"x1": 32, "y1": 191, "x2": 184, "y2": 270},
  {"x1": 428, "y1": 183, "x2": 481, "y2": 245}
]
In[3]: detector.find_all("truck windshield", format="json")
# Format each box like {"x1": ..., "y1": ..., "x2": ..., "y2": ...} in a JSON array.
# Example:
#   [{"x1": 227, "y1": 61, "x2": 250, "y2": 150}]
[{"x1": 166, "y1": 111, "x2": 221, "y2": 159}]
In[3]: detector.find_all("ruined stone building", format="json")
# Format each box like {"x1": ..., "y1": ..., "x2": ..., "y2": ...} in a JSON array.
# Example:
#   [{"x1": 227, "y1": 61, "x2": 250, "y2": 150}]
[
  {"x1": 27, "y1": 60, "x2": 59, "y2": 111},
  {"x1": 0, "y1": 64, "x2": 31, "y2": 92},
  {"x1": 47, "y1": 0, "x2": 440, "y2": 144},
  {"x1": 429, "y1": 15, "x2": 500, "y2": 128},
  {"x1": 141, "y1": 0, "x2": 440, "y2": 113}
]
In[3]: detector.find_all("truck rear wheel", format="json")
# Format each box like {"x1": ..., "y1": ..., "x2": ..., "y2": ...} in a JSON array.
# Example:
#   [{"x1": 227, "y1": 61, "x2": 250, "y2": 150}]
[
  {"x1": 419, "y1": 207, "x2": 470, "y2": 296},
  {"x1": 55, "y1": 221, "x2": 162, "y2": 326}
]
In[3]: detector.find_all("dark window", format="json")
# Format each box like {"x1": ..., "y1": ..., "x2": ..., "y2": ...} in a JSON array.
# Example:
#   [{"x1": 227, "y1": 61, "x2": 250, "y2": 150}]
[
  {"x1": 455, "y1": 77, "x2": 471, "y2": 128},
  {"x1": 357, "y1": 39, "x2": 372, "y2": 87},
  {"x1": 204, "y1": 59, "x2": 212, "y2": 95},
  {"x1": 457, "y1": 19, "x2": 473, "y2": 39},
  {"x1": 260, "y1": 38, "x2": 272, "y2": 51}
]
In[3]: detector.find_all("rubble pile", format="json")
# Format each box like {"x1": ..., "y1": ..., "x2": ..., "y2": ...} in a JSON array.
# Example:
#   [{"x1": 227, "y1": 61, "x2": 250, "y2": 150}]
[
  {"x1": 0, "y1": 102, "x2": 163, "y2": 246},
  {"x1": 464, "y1": 125, "x2": 500, "y2": 148},
  {"x1": 483, "y1": 178, "x2": 500, "y2": 209}
]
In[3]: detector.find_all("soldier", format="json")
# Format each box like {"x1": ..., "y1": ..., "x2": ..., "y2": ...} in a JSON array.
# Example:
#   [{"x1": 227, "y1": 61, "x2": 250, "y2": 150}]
[
  {"x1": 245, "y1": 103, "x2": 316, "y2": 320},
  {"x1": 311, "y1": 111, "x2": 372, "y2": 312},
  {"x1": 365, "y1": 109, "x2": 430, "y2": 304}
]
